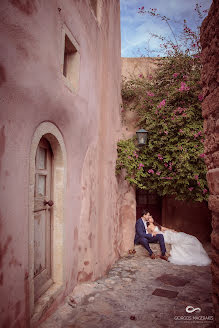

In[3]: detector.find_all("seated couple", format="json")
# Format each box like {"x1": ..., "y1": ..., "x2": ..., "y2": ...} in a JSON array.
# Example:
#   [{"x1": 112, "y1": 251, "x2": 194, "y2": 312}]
[{"x1": 134, "y1": 209, "x2": 211, "y2": 266}]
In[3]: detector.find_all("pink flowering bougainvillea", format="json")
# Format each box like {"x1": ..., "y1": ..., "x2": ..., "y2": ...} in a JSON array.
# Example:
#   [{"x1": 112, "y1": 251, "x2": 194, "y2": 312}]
[
  {"x1": 198, "y1": 94, "x2": 204, "y2": 101},
  {"x1": 157, "y1": 99, "x2": 166, "y2": 108},
  {"x1": 173, "y1": 73, "x2": 179, "y2": 78},
  {"x1": 179, "y1": 82, "x2": 190, "y2": 92},
  {"x1": 147, "y1": 92, "x2": 155, "y2": 97},
  {"x1": 117, "y1": 5, "x2": 209, "y2": 202}
]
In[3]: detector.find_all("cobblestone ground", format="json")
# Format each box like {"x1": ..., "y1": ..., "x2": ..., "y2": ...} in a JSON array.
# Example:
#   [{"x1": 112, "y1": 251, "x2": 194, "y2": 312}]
[{"x1": 40, "y1": 244, "x2": 215, "y2": 328}]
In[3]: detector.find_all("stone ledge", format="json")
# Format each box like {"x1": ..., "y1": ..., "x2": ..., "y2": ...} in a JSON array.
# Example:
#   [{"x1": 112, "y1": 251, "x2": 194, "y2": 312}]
[
  {"x1": 31, "y1": 283, "x2": 64, "y2": 327},
  {"x1": 134, "y1": 243, "x2": 171, "y2": 257}
]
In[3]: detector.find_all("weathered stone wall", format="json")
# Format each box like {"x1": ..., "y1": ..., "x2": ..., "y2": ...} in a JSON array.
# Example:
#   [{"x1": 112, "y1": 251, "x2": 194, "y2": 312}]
[
  {"x1": 121, "y1": 57, "x2": 159, "y2": 80},
  {"x1": 200, "y1": 0, "x2": 219, "y2": 323}
]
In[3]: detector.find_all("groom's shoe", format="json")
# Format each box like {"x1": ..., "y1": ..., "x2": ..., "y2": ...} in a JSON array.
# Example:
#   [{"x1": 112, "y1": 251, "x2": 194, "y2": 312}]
[
  {"x1": 160, "y1": 254, "x2": 168, "y2": 261},
  {"x1": 150, "y1": 253, "x2": 156, "y2": 259}
]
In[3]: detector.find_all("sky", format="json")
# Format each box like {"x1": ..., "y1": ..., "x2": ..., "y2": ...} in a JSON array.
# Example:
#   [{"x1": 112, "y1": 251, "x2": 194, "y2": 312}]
[{"x1": 120, "y1": 0, "x2": 212, "y2": 57}]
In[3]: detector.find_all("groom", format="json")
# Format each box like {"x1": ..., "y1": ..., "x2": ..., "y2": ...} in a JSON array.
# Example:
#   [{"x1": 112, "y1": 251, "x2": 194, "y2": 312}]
[{"x1": 134, "y1": 209, "x2": 168, "y2": 261}]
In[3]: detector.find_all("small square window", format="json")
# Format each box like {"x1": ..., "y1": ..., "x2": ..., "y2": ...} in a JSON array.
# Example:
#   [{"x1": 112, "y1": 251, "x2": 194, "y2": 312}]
[{"x1": 62, "y1": 30, "x2": 80, "y2": 92}]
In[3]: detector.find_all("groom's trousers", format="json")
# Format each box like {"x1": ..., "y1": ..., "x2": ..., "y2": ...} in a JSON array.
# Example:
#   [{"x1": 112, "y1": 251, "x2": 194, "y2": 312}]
[{"x1": 138, "y1": 234, "x2": 166, "y2": 256}]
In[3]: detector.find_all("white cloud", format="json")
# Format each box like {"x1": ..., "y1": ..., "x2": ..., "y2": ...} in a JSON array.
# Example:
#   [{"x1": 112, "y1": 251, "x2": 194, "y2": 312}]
[{"x1": 120, "y1": 0, "x2": 212, "y2": 57}]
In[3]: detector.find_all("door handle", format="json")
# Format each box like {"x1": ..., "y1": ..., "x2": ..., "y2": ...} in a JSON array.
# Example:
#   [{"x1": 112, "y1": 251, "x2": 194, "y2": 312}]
[{"x1": 44, "y1": 200, "x2": 54, "y2": 207}]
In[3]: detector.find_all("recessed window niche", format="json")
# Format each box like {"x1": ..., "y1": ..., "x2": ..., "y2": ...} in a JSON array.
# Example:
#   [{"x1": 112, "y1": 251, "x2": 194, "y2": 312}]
[{"x1": 62, "y1": 27, "x2": 80, "y2": 92}]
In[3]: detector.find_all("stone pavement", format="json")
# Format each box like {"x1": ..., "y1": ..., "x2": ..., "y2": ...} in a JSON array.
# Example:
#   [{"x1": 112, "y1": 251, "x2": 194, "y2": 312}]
[{"x1": 40, "y1": 244, "x2": 215, "y2": 328}]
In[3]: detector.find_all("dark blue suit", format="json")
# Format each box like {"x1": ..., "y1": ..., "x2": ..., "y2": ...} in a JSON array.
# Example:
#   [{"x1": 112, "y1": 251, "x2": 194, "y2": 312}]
[{"x1": 134, "y1": 218, "x2": 166, "y2": 256}]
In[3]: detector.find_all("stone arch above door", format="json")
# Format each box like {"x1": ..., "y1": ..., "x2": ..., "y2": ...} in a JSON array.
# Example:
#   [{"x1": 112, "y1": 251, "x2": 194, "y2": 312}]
[{"x1": 28, "y1": 122, "x2": 66, "y2": 323}]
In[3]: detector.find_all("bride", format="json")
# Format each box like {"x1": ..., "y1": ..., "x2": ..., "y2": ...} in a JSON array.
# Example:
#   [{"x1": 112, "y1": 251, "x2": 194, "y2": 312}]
[{"x1": 147, "y1": 216, "x2": 211, "y2": 266}]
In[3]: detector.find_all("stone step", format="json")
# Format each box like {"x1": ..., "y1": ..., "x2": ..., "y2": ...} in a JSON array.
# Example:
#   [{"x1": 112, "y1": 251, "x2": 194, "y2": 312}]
[{"x1": 134, "y1": 243, "x2": 171, "y2": 257}]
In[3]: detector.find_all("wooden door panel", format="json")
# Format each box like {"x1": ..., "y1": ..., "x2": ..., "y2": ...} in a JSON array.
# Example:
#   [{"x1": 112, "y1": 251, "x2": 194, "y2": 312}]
[
  {"x1": 34, "y1": 138, "x2": 53, "y2": 302},
  {"x1": 34, "y1": 211, "x2": 46, "y2": 276}
]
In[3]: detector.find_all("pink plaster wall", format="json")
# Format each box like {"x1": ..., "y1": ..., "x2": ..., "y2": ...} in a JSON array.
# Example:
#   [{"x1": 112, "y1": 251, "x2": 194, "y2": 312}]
[{"x1": 0, "y1": 0, "x2": 121, "y2": 326}]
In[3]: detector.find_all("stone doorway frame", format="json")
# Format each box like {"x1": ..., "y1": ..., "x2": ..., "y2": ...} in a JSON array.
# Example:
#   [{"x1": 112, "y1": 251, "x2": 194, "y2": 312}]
[{"x1": 28, "y1": 122, "x2": 67, "y2": 325}]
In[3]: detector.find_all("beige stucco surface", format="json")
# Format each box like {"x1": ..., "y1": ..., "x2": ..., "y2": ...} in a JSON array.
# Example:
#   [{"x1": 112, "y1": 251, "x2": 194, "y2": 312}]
[
  {"x1": 0, "y1": 1, "x2": 125, "y2": 326},
  {"x1": 121, "y1": 57, "x2": 160, "y2": 80}
]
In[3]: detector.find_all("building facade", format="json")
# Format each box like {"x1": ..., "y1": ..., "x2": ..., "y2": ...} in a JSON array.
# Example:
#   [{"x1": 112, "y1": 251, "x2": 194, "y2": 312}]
[{"x1": 0, "y1": 0, "x2": 123, "y2": 326}]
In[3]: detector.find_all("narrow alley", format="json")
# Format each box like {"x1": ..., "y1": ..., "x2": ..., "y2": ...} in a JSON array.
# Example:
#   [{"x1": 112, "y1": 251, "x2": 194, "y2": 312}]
[{"x1": 40, "y1": 244, "x2": 214, "y2": 328}]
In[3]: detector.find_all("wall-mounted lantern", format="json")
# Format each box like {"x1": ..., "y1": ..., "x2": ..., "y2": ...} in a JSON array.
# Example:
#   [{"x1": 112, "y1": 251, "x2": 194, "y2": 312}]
[{"x1": 136, "y1": 128, "x2": 148, "y2": 146}]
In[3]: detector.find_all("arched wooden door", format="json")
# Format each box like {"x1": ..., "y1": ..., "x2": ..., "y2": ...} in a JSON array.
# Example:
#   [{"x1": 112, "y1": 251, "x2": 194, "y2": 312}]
[{"x1": 34, "y1": 138, "x2": 53, "y2": 301}]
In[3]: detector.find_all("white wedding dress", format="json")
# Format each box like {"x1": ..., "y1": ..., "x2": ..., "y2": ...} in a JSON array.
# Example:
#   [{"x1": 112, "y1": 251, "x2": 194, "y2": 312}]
[{"x1": 154, "y1": 227, "x2": 211, "y2": 266}]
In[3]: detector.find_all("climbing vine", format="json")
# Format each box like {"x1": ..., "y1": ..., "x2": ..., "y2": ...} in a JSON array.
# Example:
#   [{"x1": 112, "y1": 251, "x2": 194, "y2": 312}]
[{"x1": 116, "y1": 5, "x2": 209, "y2": 202}]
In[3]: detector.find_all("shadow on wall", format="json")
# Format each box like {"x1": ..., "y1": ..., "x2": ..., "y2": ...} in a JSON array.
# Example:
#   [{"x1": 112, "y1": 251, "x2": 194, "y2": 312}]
[{"x1": 162, "y1": 196, "x2": 212, "y2": 243}]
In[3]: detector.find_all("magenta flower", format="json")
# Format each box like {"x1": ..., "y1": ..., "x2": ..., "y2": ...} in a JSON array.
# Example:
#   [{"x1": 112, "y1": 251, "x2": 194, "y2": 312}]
[
  {"x1": 179, "y1": 82, "x2": 190, "y2": 92},
  {"x1": 133, "y1": 152, "x2": 139, "y2": 158},
  {"x1": 128, "y1": 156, "x2": 131, "y2": 159},
  {"x1": 203, "y1": 188, "x2": 208, "y2": 194},
  {"x1": 147, "y1": 92, "x2": 155, "y2": 97},
  {"x1": 198, "y1": 94, "x2": 204, "y2": 101},
  {"x1": 200, "y1": 153, "x2": 205, "y2": 158},
  {"x1": 157, "y1": 99, "x2": 166, "y2": 108},
  {"x1": 188, "y1": 187, "x2": 194, "y2": 191},
  {"x1": 164, "y1": 163, "x2": 168, "y2": 167},
  {"x1": 139, "y1": 74, "x2": 143, "y2": 78},
  {"x1": 157, "y1": 154, "x2": 163, "y2": 160},
  {"x1": 156, "y1": 171, "x2": 161, "y2": 176},
  {"x1": 138, "y1": 163, "x2": 144, "y2": 170},
  {"x1": 197, "y1": 181, "x2": 200, "y2": 186},
  {"x1": 148, "y1": 169, "x2": 154, "y2": 174},
  {"x1": 173, "y1": 73, "x2": 179, "y2": 78},
  {"x1": 194, "y1": 175, "x2": 199, "y2": 180},
  {"x1": 179, "y1": 129, "x2": 183, "y2": 133},
  {"x1": 164, "y1": 131, "x2": 168, "y2": 135}
]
